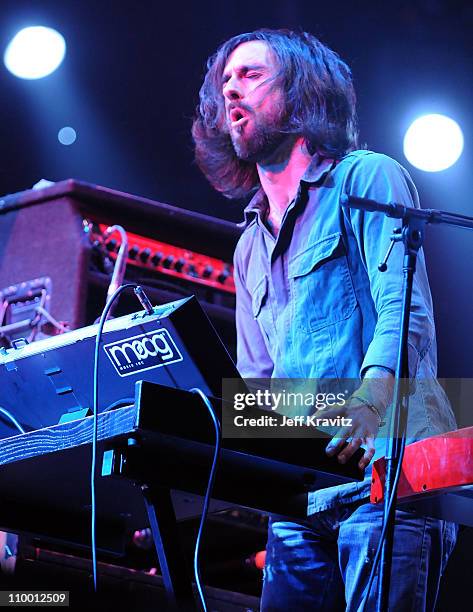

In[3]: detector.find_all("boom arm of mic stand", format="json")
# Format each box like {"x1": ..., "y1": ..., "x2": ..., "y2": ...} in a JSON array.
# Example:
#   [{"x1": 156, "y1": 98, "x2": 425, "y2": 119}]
[{"x1": 341, "y1": 194, "x2": 473, "y2": 230}]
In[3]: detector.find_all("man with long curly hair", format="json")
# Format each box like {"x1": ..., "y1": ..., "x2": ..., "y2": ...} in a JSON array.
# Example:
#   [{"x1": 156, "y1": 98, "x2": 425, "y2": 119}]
[{"x1": 193, "y1": 29, "x2": 457, "y2": 611}]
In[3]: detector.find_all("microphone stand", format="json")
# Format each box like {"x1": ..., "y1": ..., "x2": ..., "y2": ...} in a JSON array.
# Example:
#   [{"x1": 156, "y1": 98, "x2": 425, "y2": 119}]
[{"x1": 341, "y1": 194, "x2": 473, "y2": 612}]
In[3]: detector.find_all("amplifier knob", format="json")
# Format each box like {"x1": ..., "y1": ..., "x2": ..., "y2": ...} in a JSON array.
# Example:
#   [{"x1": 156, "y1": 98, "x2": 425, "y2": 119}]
[
  {"x1": 129, "y1": 245, "x2": 139, "y2": 259},
  {"x1": 151, "y1": 252, "x2": 163, "y2": 266},
  {"x1": 217, "y1": 270, "x2": 230, "y2": 284},
  {"x1": 202, "y1": 265, "x2": 213, "y2": 278},
  {"x1": 139, "y1": 248, "x2": 152, "y2": 263},
  {"x1": 174, "y1": 258, "x2": 186, "y2": 272},
  {"x1": 187, "y1": 264, "x2": 198, "y2": 277},
  {"x1": 106, "y1": 239, "x2": 118, "y2": 252},
  {"x1": 162, "y1": 255, "x2": 174, "y2": 269}
]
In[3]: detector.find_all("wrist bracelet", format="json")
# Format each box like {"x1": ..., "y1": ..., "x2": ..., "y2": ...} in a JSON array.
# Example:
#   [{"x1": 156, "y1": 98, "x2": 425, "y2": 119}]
[{"x1": 350, "y1": 395, "x2": 386, "y2": 427}]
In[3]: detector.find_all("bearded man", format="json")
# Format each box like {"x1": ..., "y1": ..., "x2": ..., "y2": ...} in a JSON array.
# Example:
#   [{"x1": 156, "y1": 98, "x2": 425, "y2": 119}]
[{"x1": 193, "y1": 29, "x2": 457, "y2": 611}]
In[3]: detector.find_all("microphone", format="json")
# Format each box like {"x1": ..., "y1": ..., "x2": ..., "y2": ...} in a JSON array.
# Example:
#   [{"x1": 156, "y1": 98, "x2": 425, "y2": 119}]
[{"x1": 341, "y1": 194, "x2": 401, "y2": 216}]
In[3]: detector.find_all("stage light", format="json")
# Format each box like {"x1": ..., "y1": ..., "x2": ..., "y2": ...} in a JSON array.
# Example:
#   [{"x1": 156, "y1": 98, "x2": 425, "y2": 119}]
[
  {"x1": 403, "y1": 114, "x2": 464, "y2": 172},
  {"x1": 58, "y1": 126, "x2": 77, "y2": 145},
  {"x1": 4, "y1": 26, "x2": 66, "y2": 79}
]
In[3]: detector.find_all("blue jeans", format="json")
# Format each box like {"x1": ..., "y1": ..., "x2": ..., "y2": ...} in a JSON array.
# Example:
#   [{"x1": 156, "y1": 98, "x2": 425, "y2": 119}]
[{"x1": 261, "y1": 501, "x2": 457, "y2": 611}]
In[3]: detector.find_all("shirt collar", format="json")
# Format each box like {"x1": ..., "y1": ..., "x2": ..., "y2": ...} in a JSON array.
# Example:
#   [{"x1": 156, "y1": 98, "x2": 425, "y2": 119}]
[{"x1": 241, "y1": 154, "x2": 336, "y2": 227}]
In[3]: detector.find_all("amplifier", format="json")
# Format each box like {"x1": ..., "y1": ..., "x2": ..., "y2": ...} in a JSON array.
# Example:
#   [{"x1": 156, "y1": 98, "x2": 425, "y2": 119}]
[
  {"x1": 0, "y1": 180, "x2": 241, "y2": 355},
  {"x1": 90, "y1": 223, "x2": 236, "y2": 295}
]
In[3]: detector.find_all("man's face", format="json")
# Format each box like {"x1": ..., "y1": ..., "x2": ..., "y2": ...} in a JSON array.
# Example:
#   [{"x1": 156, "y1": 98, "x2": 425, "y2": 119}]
[{"x1": 222, "y1": 40, "x2": 286, "y2": 163}]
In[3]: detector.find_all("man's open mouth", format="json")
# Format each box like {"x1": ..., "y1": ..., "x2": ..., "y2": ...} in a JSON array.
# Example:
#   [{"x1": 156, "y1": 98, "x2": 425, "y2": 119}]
[{"x1": 229, "y1": 107, "x2": 249, "y2": 128}]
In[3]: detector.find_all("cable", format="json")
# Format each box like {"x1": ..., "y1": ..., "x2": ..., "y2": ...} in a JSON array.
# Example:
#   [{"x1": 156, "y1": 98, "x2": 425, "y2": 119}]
[
  {"x1": 103, "y1": 397, "x2": 135, "y2": 413},
  {"x1": 104, "y1": 225, "x2": 129, "y2": 312},
  {"x1": 91, "y1": 282, "x2": 139, "y2": 591},
  {"x1": 0, "y1": 406, "x2": 26, "y2": 434},
  {"x1": 359, "y1": 428, "x2": 407, "y2": 612},
  {"x1": 0, "y1": 318, "x2": 31, "y2": 335},
  {"x1": 189, "y1": 387, "x2": 222, "y2": 612},
  {"x1": 0, "y1": 304, "x2": 65, "y2": 343},
  {"x1": 35, "y1": 305, "x2": 69, "y2": 334}
]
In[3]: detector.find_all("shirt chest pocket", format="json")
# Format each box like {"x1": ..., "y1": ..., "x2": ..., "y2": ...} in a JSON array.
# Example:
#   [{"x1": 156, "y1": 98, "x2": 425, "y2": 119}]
[{"x1": 288, "y1": 232, "x2": 357, "y2": 333}]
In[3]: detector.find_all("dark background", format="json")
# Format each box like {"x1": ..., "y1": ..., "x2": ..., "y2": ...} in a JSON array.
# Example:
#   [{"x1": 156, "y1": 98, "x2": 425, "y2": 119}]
[{"x1": 0, "y1": 0, "x2": 472, "y2": 378}]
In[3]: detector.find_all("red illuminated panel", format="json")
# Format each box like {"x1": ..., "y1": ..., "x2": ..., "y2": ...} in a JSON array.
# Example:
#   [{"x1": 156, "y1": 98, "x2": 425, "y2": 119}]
[
  {"x1": 371, "y1": 427, "x2": 473, "y2": 503},
  {"x1": 99, "y1": 224, "x2": 235, "y2": 294}
]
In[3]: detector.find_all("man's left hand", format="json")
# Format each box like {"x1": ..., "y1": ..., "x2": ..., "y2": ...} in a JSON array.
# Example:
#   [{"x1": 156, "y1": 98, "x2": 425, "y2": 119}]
[{"x1": 325, "y1": 399, "x2": 380, "y2": 470}]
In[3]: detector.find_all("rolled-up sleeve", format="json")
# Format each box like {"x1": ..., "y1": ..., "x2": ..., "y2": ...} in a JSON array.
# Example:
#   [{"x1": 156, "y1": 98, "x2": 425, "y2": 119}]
[
  {"x1": 233, "y1": 240, "x2": 274, "y2": 379},
  {"x1": 342, "y1": 153, "x2": 435, "y2": 378}
]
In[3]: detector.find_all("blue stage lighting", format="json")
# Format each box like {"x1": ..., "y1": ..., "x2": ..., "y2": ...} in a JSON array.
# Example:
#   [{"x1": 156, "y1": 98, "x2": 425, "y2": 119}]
[
  {"x1": 403, "y1": 114, "x2": 464, "y2": 172},
  {"x1": 3, "y1": 26, "x2": 66, "y2": 79},
  {"x1": 58, "y1": 127, "x2": 77, "y2": 146}
]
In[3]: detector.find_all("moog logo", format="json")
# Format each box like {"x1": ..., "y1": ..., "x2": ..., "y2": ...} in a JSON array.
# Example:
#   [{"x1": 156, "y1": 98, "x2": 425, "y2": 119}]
[{"x1": 103, "y1": 328, "x2": 183, "y2": 377}]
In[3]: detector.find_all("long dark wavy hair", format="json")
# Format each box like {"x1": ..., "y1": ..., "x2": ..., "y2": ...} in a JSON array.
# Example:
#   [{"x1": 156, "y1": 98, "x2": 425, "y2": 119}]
[{"x1": 192, "y1": 29, "x2": 359, "y2": 199}]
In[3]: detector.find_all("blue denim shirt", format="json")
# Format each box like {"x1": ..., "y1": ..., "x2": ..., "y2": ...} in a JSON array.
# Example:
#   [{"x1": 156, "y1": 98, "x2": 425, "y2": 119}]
[{"x1": 233, "y1": 150, "x2": 457, "y2": 513}]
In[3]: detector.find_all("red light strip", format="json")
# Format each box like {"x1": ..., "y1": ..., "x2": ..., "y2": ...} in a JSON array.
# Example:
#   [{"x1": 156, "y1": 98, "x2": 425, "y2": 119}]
[{"x1": 98, "y1": 224, "x2": 236, "y2": 294}]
